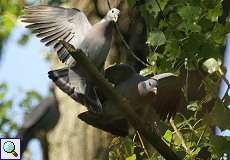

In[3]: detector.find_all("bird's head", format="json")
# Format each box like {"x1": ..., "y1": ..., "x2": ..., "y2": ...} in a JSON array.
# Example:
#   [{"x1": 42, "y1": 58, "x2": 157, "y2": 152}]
[
  {"x1": 106, "y1": 8, "x2": 120, "y2": 22},
  {"x1": 138, "y1": 78, "x2": 158, "y2": 96}
]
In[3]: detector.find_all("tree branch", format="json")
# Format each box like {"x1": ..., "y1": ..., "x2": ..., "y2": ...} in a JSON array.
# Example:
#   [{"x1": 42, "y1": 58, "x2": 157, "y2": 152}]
[
  {"x1": 170, "y1": 119, "x2": 191, "y2": 154},
  {"x1": 59, "y1": 40, "x2": 180, "y2": 160},
  {"x1": 107, "y1": 0, "x2": 150, "y2": 67},
  {"x1": 218, "y1": 68, "x2": 230, "y2": 102}
]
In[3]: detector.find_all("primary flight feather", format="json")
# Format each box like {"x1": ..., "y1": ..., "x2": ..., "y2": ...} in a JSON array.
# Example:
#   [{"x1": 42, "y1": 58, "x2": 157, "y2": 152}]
[{"x1": 21, "y1": 6, "x2": 120, "y2": 112}]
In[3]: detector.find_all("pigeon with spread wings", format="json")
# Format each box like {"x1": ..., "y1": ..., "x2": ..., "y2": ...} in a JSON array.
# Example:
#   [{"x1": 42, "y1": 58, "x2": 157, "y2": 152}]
[{"x1": 21, "y1": 5, "x2": 120, "y2": 112}]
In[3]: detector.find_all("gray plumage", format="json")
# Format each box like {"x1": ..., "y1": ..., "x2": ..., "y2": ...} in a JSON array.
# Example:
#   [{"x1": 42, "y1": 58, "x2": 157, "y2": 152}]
[
  {"x1": 21, "y1": 6, "x2": 120, "y2": 112},
  {"x1": 78, "y1": 64, "x2": 183, "y2": 136},
  {"x1": 16, "y1": 92, "x2": 60, "y2": 154},
  {"x1": 21, "y1": 6, "x2": 91, "y2": 63}
]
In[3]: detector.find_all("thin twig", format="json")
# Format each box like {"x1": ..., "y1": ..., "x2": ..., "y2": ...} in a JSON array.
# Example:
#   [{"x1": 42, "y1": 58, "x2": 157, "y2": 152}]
[
  {"x1": 218, "y1": 68, "x2": 230, "y2": 102},
  {"x1": 222, "y1": 87, "x2": 230, "y2": 102},
  {"x1": 192, "y1": 60, "x2": 227, "y2": 106},
  {"x1": 155, "y1": 0, "x2": 166, "y2": 20},
  {"x1": 115, "y1": 24, "x2": 150, "y2": 67},
  {"x1": 107, "y1": 0, "x2": 111, "y2": 9},
  {"x1": 197, "y1": 125, "x2": 208, "y2": 146},
  {"x1": 137, "y1": 130, "x2": 150, "y2": 158},
  {"x1": 170, "y1": 118, "x2": 191, "y2": 154},
  {"x1": 107, "y1": 0, "x2": 150, "y2": 67},
  {"x1": 132, "y1": 133, "x2": 137, "y2": 142}
]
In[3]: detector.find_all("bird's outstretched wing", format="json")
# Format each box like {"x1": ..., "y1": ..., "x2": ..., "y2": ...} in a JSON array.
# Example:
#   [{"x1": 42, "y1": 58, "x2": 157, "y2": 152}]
[
  {"x1": 21, "y1": 5, "x2": 92, "y2": 63},
  {"x1": 152, "y1": 73, "x2": 183, "y2": 121},
  {"x1": 104, "y1": 64, "x2": 136, "y2": 85}
]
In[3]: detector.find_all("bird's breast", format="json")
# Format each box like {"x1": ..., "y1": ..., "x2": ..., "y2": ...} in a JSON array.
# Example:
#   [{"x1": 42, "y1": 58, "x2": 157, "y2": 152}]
[{"x1": 78, "y1": 22, "x2": 113, "y2": 68}]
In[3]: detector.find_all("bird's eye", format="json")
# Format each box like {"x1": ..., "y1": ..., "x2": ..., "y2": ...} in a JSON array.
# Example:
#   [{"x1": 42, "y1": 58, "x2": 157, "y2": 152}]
[
  {"x1": 112, "y1": 10, "x2": 114, "y2": 13},
  {"x1": 149, "y1": 81, "x2": 152, "y2": 86}
]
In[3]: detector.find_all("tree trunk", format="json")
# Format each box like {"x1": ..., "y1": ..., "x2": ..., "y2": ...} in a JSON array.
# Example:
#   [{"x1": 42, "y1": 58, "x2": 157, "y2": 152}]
[
  {"x1": 47, "y1": 0, "x2": 148, "y2": 159},
  {"x1": 47, "y1": 88, "x2": 111, "y2": 160}
]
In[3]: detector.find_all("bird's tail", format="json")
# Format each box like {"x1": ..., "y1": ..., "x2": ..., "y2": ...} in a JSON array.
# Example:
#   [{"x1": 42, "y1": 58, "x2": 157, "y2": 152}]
[
  {"x1": 48, "y1": 67, "x2": 86, "y2": 105},
  {"x1": 16, "y1": 129, "x2": 33, "y2": 154},
  {"x1": 78, "y1": 111, "x2": 129, "y2": 136},
  {"x1": 48, "y1": 67, "x2": 102, "y2": 112}
]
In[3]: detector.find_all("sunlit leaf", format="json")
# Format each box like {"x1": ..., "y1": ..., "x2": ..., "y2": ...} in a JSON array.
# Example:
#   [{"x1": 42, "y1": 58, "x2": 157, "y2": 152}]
[
  {"x1": 0, "y1": 100, "x2": 12, "y2": 117},
  {"x1": 126, "y1": 154, "x2": 136, "y2": 160},
  {"x1": 187, "y1": 101, "x2": 200, "y2": 112},
  {"x1": 202, "y1": 58, "x2": 221, "y2": 74},
  {"x1": 163, "y1": 130, "x2": 172, "y2": 144},
  {"x1": 17, "y1": 33, "x2": 30, "y2": 45},
  {"x1": 0, "y1": 83, "x2": 8, "y2": 100},
  {"x1": 147, "y1": 31, "x2": 166, "y2": 47}
]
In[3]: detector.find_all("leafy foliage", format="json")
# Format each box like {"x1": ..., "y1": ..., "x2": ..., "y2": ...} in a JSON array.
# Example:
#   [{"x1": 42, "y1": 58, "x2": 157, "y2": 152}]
[
  {"x1": 109, "y1": 0, "x2": 230, "y2": 159},
  {"x1": 1, "y1": 0, "x2": 230, "y2": 159},
  {"x1": 0, "y1": 0, "x2": 24, "y2": 58},
  {"x1": 0, "y1": 83, "x2": 17, "y2": 136},
  {"x1": 0, "y1": 82, "x2": 43, "y2": 137}
]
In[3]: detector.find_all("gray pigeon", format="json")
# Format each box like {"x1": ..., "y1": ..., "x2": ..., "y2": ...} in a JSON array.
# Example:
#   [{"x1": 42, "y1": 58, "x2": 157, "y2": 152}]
[
  {"x1": 16, "y1": 87, "x2": 60, "y2": 156},
  {"x1": 78, "y1": 64, "x2": 183, "y2": 136},
  {"x1": 21, "y1": 5, "x2": 120, "y2": 112}
]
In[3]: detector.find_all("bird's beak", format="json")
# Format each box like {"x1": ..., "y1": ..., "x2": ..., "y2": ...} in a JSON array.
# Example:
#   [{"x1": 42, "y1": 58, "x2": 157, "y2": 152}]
[
  {"x1": 113, "y1": 11, "x2": 120, "y2": 22},
  {"x1": 150, "y1": 87, "x2": 157, "y2": 95},
  {"x1": 113, "y1": 15, "x2": 118, "y2": 22}
]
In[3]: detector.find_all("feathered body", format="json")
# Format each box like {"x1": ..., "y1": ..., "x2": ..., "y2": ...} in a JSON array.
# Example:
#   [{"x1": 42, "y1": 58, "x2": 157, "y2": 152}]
[{"x1": 21, "y1": 6, "x2": 120, "y2": 112}]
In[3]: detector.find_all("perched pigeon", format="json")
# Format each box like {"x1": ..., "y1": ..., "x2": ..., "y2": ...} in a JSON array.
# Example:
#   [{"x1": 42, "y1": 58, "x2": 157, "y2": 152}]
[
  {"x1": 78, "y1": 64, "x2": 183, "y2": 136},
  {"x1": 21, "y1": 5, "x2": 120, "y2": 112},
  {"x1": 16, "y1": 87, "x2": 60, "y2": 154}
]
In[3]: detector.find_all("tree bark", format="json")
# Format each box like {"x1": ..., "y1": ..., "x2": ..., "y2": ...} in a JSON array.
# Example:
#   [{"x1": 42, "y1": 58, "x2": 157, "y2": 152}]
[
  {"x1": 47, "y1": 87, "x2": 111, "y2": 160},
  {"x1": 47, "y1": 1, "x2": 111, "y2": 160},
  {"x1": 46, "y1": 0, "x2": 149, "y2": 159}
]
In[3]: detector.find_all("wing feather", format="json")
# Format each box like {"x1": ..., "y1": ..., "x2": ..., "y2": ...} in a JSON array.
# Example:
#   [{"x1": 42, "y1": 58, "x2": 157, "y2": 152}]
[{"x1": 21, "y1": 5, "x2": 92, "y2": 63}]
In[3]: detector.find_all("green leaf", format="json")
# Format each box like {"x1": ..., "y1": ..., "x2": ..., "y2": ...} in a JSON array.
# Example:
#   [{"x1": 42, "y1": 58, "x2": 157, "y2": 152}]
[
  {"x1": 126, "y1": 154, "x2": 136, "y2": 160},
  {"x1": 202, "y1": 0, "x2": 219, "y2": 9},
  {"x1": 206, "y1": 2, "x2": 222, "y2": 22},
  {"x1": 20, "y1": 90, "x2": 42, "y2": 113},
  {"x1": 211, "y1": 23, "x2": 229, "y2": 44},
  {"x1": 111, "y1": 137, "x2": 120, "y2": 145},
  {"x1": 202, "y1": 58, "x2": 221, "y2": 74},
  {"x1": 0, "y1": 83, "x2": 8, "y2": 100},
  {"x1": 177, "y1": 5, "x2": 201, "y2": 21},
  {"x1": 211, "y1": 102, "x2": 230, "y2": 128},
  {"x1": 147, "y1": 31, "x2": 166, "y2": 47},
  {"x1": 0, "y1": 100, "x2": 12, "y2": 117},
  {"x1": 145, "y1": 0, "x2": 169, "y2": 16},
  {"x1": 177, "y1": 5, "x2": 202, "y2": 33},
  {"x1": 187, "y1": 101, "x2": 200, "y2": 111},
  {"x1": 210, "y1": 136, "x2": 230, "y2": 156},
  {"x1": 2, "y1": 11, "x2": 17, "y2": 33},
  {"x1": 163, "y1": 130, "x2": 172, "y2": 144},
  {"x1": 17, "y1": 33, "x2": 30, "y2": 46},
  {"x1": 123, "y1": 138, "x2": 135, "y2": 156}
]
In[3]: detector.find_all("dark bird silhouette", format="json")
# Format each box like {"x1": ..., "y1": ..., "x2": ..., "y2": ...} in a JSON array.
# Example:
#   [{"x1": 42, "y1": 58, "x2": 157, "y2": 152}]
[{"x1": 16, "y1": 87, "x2": 60, "y2": 158}]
